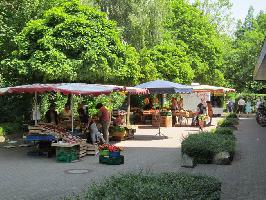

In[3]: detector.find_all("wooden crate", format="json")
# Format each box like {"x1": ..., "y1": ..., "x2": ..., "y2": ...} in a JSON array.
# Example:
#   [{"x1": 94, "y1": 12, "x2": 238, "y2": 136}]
[{"x1": 86, "y1": 144, "x2": 97, "y2": 155}]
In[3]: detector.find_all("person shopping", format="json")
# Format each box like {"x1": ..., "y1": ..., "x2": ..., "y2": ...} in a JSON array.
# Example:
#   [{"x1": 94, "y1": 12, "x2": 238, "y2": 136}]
[
  {"x1": 96, "y1": 103, "x2": 111, "y2": 143},
  {"x1": 206, "y1": 101, "x2": 213, "y2": 126},
  {"x1": 89, "y1": 117, "x2": 105, "y2": 145}
]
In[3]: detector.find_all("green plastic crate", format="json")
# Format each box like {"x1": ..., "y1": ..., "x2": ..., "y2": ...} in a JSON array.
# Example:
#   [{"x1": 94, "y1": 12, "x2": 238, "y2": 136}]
[{"x1": 99, "y1": 155, "x2": 124, "y2": 165}]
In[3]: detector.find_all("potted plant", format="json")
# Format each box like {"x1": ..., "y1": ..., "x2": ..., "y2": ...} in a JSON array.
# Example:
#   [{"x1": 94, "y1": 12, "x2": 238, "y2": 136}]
[
  {"x1": 198, "y1": 114, "x2": 206, "y2": 130},
  {"x1": 110, "y1": 126, "x2": 127, "y2": 140},
  {"x1": 98, "y1": 144, "x2": 110, "y2": 156}
]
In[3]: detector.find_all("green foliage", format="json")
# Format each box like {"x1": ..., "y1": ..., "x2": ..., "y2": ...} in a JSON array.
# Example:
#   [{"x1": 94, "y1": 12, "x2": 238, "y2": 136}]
[
  {"x1": 224, "y1": 9, "x2": 266, "y2": 92},
  {"x1": 110, "y1": 126, "x2": 125, "y2": 132},
  {"x1": 140, "y1": 42, "x2": 194, "y2": 83},
  {"x1": 0, "y1": 122, "x2": 22, "y2": 135},
  {"x1": 0, "y1": 127, "x2": 4, "y2": 136},
  {"x1": 0, "y1": 95, "x2": 32, "y2": 122},
  {"x1": 77, "y1": 172, "x2": 221, "y2": 200},
  {"x1": 214, "y1": 127, "x2": 234, "y2": 135},
  {"x1": 166, "y1": 0, "x2": 226, "y2": 85},
  {"x1": 218, "y1": 118, "x2": 239, "y2": 127},
  {"x1": 226, "y1": 112, "x2": 238, "y2": 119},
  {"x1": 96, "y1": 0, "x2": 169, "y2": 50},
  {"x1": 1, "y1": 0, "x2": 141, "y2": 85},
  {"x1": 182, "y1": 133, "x2": 235, "y2": 164}
]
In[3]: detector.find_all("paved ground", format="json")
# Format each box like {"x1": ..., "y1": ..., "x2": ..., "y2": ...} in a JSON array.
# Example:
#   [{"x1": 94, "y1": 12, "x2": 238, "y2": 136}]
[
  {"x1": 181, "y1": 116, "x2": 266, "y2": 200},
  {"x1": 0, "y1": 117, "x2": 265, "y2": 200},
  {"x1": 0, "y1": 118, "x2": 219, "y2": 200}
]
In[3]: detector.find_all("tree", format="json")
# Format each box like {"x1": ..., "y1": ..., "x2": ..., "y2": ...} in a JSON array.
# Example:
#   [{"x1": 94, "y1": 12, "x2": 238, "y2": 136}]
[
  {"x1": 1, "y1": 0, "x2": 141, "y2": 85},
  {"x1": 95, "y1": 0, "x2": 169, "y2": 50},
  {"x1": 193, "y1": 0, "x2": 234, "y2": 33},
  {"x1": 0, "y1": 0, "x2": 62, "y2": 62},
  {"x1": 140, "y1": 41, "x2": 194, "y2": 84},
  {"x1": 224, "y1": 10, "x2": 266, "y2": 92},
  {"x1": 166, "y1": 0, "x2": 226, "y2": 85}
]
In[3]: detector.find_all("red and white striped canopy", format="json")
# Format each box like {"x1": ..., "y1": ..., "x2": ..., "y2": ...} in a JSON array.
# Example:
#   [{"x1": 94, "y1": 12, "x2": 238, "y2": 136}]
[{"x1": 0, "y1": 83, "x2": 148, "y2": 96}]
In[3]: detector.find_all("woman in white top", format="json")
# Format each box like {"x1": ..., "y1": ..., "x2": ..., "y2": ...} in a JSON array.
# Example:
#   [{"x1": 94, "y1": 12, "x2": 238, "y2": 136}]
[{"x1": 89, "y1": 118, "x2": 105, "y2": 145}]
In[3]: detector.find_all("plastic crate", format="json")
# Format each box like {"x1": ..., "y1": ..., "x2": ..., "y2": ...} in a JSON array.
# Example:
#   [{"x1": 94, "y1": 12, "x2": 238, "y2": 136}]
[
  {"x1": 56, "y1": 146, "x2": 78, "y2": 163},
  {"x1": 99, "y1": 155, "x2": 124, "y2": 165}
]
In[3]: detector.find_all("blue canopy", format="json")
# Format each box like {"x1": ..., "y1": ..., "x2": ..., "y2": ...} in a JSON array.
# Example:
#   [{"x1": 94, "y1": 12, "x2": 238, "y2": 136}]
[{"x1": 135, "y1": 80, "x2": 192, "y2": 94}]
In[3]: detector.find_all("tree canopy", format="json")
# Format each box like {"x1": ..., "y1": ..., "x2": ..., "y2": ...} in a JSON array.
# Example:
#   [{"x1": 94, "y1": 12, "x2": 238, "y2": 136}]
[
  {"x1": 1, "y1": 0, "x2": 141, "y2": 85},
  {"x1": 0, "y1": 0, "x2": 265, "y2": 93}
]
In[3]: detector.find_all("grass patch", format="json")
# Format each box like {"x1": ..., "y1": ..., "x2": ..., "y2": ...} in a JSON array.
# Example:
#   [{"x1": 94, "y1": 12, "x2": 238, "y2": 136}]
[
  {"x1": 182, "y1": 133, "x2": 236, "y2": 164},
  {"x1": 66, "y1": 172, "x2": 221, "y2": 200}
]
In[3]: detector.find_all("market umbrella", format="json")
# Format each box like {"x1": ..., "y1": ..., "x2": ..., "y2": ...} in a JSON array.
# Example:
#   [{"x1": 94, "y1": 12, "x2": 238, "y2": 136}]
[
  {"x1": 135, "y1": 80, "x2": 192, "y2": 94},
  {"x1": 135, "y1": 80, "x2": 192, "y2": 137}
]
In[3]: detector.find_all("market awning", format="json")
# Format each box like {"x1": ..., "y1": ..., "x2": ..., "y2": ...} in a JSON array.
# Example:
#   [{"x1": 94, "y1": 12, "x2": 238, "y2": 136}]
[
  {"x1": 192, "y1": 84, "x2": 235, "y2": 93},
  {"x1": 254, "y1": 40, "x2": 266, "y2": 80},
  {"x1": 0, "y1": 87, "x2": 8, "y2": 95},
  {"x1": 134, "y1": 80, "x2": 192, "y2": 94},
  {"x1": 2, "y1": 83, "x2": 148, "y2": 96}
]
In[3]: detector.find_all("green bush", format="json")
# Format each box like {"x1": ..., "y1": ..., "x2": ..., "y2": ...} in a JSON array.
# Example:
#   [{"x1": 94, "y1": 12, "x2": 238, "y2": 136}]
[
  {"x1": 218, "y1": 118, "x2": 238, "y2": 127},
  {"x1": 0, "y1": 127, "x2": 4, "y2": 136},
  {"x1": 0, "y1": 122, "x2": 22, "y2": 135},
  {"x1": 182, "y1": 133, "x2": 236, "y2": 164},
  {"x1": 226, "y1": 113, "x2": 238, "y2": 119},
  {"x1": 214, "y1": 127, "x2": 234, "y2": 135},
  {"x1": 76, "y1": 172, "x2": 221, "y2": 200}
]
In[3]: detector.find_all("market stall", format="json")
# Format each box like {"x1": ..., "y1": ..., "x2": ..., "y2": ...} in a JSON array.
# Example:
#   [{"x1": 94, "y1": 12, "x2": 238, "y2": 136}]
[
  {"x1": 135, "y1": 80, "x2": 193, "y2": 130},
  {"x1": 181, "y1": 83, "x2": 235, "y2": 116},
  {"x1": 1, "y1": 83, "x2": 148, "y2": 161}
]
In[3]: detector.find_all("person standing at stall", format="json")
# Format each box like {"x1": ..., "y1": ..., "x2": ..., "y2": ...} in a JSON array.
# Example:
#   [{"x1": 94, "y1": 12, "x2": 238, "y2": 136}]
[
  {"x1": 96, "y1": 103, "x2": 111, "y2": 143},
  {"x1": 206, "y1": 101, "x2": 213, "y2": 125},
  {"x1": 45, "y1": 104, "x2": 59, "y2": 124}
]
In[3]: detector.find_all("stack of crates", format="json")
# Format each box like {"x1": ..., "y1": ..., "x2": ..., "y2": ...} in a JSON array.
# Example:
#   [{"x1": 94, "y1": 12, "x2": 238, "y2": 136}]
[
  {"x1": 86, "y1": 144, "x2": 97, "y2": 155},
  {"x1": 56, "y1": 146, "x2": 78, "y2": 163},
  {"x1": 78, "y1": 140, "x2": 87, "y2": 158}
]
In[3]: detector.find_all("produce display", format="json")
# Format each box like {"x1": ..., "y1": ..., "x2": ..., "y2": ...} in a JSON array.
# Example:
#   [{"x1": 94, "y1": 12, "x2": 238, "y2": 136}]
[{"x1": 98, "y1": 144, "x2": 124, "y2": 165}]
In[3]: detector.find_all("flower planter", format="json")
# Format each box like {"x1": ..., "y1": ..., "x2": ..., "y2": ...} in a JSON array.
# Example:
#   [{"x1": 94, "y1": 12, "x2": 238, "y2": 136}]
[
  {"x1": 99, "y1": 150, "x2": 109, "y2": 156},
  {"x1": 109, "y1": 151, "x2": 120, "y2": 158}
]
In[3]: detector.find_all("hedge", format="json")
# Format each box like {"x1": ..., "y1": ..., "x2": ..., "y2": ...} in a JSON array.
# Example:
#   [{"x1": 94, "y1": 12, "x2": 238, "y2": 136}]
[
  {"x1": 182, "y1": 133, "x2": 236, "y2": 164},
  {"x1": 225, "y1": 113, "x2": 238, "y2": 119},
  {"x1": 218, "y1": 118, "x2": 239, "y2": 127},
  {"x1": 214, "y1": 127, "x2": 234, "y2": 135},
  {"x1": 66, "y1": 172, "x2": 221, "y2": 200},
  {"x1": 0, "y1": 122, "x2": 22, "y2": 135}
]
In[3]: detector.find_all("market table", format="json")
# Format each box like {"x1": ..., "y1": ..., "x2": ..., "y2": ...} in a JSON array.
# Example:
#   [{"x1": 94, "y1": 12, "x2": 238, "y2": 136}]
[{"x1": 25, "y1": 134, "x2": 56, "y2": 157}]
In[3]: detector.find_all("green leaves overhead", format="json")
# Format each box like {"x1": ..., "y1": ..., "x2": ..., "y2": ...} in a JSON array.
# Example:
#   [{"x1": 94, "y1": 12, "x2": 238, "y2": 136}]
[
  {"x1": 140, "y1": 42, "x2": 194, "y2": 84},
  {"x1": 1, "y1": 1, "x2": 141, "y2": 85}
]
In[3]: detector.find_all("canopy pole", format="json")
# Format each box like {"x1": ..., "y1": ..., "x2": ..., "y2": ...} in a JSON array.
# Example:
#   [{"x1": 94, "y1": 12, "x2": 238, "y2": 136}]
[
  {"x1": 71, "y1": 94, "x2": 74, "y2": 133},
  {"x1": 34, "y1": 92, "x2": 38, "y2": 126},
  {"x1": 126, "y1": 94, "x2": 131, "y2": 126}
]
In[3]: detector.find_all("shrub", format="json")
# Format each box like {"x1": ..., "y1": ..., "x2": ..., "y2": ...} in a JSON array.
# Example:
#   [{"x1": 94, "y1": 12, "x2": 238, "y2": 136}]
[
  {"x1": 0, "y1": 122, "x2": 22, "y2": 135},
  {"x1": 218, "y1": 118, "x2": 238, "y2": 127},
  {"x1": 79, "y1": 172, "x2": 221, "y2": 200},
  {"x1": 182, "y1": 133, "x2": 236, "y2": 164},
  {"x1": 214, "y1": 127, "x2": 234, "y2": 135},
  {"x1": 226, "y1": 113, "x2": 238, "y2": 119},
  {"x1": 0, "y1": 127, "x2": 4, "y2": 136}
]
